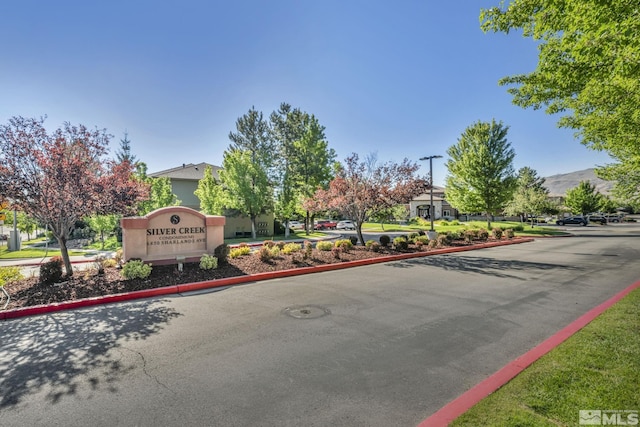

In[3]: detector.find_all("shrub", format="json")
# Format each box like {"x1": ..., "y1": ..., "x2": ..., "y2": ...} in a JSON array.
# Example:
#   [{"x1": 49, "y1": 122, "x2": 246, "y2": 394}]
[
  {"x1": 437, "y1": 233, "x2": 451, "y2": 247},
  {"x1": 393, "y1": 237, "x2": 409, "y2": 250},
  {"x1": 477, "y1": 228, "x2": 489, "y2": 241},
  {"x1": 451, "y1": 220, "x2": 460, "y2": 226},
  {"x1": 379, "y1": 234, "x2": 391, "y2": 247},
  {"x1": 214, "y1": 244, "x2": 229, "y2": 265},
  {"x1": 122, "y1": 259, "x2": 152, "y2": 280},
  {"x1": 276, "y1": 241, "x2": 286, "y2": 250},
  {"x1": 408, "y1": 232, "x2": 420, "y2": 241},
  {"x1": 349, "y1": 235, "x2": 358, "y2": 245},
  {"x1": 331, "y1": 246, "x2": 341, "y2": 259},
  {"x1": 448, "y1": 231, "x2": 461, "y2": 241},
  {"x1": 304, "y1": 241, "x2": 313, "y2": 259},
  {"x1": 262, "y1": 240, "x2": 275, "y2": 248},
  {"x1": 199, "y1": 254, "x2": 218, "y2": 270},
  {"x1": 238, "y1": 242, "x2": 249, "y2": 248},
  {"x1": 114, "y1": 248, "x2": 124, "y2": 265},
  {"x1": 229, "y1": 246, "x2": 251, "y2": 258},
  {"x1": 335, "y1": 239, "x2": 353, "y2": 252},
  {"x1": 415, "y1": 240, "x2": 425, "y2": 249},
  {"x1": 258, "y1": 245, "x2": 278, "y2": 261},
  {"x1": 439, "y1": 220, "x2": 450, "y2": 226},
  {"x1": 463, "y1": 229, "x2": 477, "y2": 243},
  {"x1": 513, "y1": 224, "x2": 525, "y2": 232},
  {"x1": 505, "y1": 228, "x2": 515, "y2": 239},
  {"x1": 492, "y1": 227, "x2": 503, "y2": 240},
  {"x1": 0, "y1": 266, "x2": 23, "y2": 287},
  {"x1": 316, "y1": 241, "x2": 334, "y2": 251},
  {"x1": 415, "y1": 235, "x2": 430, "y2": 245},
  {"x1": 428, "y1": 238, "x2": 438, "y2": 248},
  {"x1": 418, "y1": 230, "x2": 426, "y2": 236},
  {"x1": 40, "y1": 256, "x2": 64, "y2": 284},
  {"x1": 282, "y1": 243, "x2": 302, "y2": 254},
  {"x1": 366, "y1": 240, "x2": 381, "y2": 252}
]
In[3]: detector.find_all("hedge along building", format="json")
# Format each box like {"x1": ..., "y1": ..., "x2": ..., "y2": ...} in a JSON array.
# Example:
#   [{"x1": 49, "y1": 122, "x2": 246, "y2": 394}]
[
  {"x1": 150, "y1": 162, "x2": 274, "y2": 238},
  {"x1": 121, "y1": 206, "x2": 225, "y2": 264}
]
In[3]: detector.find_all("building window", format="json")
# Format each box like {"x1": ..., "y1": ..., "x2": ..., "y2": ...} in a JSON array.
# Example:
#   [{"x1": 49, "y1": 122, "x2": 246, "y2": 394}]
[{"x1": 443, "y1": 209, "x2": 450, "y2": 218}]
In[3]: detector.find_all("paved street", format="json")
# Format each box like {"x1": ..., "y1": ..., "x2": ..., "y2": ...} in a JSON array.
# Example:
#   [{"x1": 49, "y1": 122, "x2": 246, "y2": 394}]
[{"x1": 1, "y1": 223, "x2": 639, "y2": 426}]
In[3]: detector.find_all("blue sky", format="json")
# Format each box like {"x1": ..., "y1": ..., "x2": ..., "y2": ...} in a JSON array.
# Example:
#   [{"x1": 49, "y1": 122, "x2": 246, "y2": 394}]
[{"x1": 1, "y1": 0, "x2": 612, "y2": 186}]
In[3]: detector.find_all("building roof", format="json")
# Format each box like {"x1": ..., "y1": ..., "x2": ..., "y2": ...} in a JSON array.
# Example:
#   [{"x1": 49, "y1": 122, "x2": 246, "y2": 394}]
[
  {"x1": 412, "y1": 185, "x2": 446, "y2": 202},
  {"x1": 150, "y1": 162, "x2": 221, "y2": 181}
]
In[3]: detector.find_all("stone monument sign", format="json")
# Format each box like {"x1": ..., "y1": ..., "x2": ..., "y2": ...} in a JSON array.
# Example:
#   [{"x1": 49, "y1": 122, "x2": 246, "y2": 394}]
[{"x1": 121, "y1": 206, "x2": 225, "y2": 264}]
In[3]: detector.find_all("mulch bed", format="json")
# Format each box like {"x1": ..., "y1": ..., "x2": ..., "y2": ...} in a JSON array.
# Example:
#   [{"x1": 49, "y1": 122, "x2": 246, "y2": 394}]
[{"x1": 1, "y1": 239, "x2": 507, "y2": 311}]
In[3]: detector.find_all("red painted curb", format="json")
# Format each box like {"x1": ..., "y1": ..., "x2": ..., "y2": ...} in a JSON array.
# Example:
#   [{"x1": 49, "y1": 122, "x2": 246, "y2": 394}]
[
  {"x1": 1, "y1": 238, "x2": 533, "y2": 320},
  {"x1": 418, "y1": 279, "x2": 640, "y2": 427}
]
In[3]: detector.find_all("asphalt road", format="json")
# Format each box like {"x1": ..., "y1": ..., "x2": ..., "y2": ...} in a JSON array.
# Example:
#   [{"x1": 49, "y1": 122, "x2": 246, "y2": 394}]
[{"x1": 2, "y1": 223, "x2": 640, "y2": 426}]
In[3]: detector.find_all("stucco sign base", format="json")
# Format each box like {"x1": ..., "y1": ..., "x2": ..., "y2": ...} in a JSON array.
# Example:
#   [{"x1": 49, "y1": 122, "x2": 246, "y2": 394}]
[{"x1": 121, "y1": 207, "x2": 225, "y2": 264}]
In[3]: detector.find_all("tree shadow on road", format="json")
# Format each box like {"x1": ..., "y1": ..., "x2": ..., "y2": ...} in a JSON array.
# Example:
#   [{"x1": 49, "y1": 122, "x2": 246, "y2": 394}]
[
  {"x1": 0, "y1": 299, "x2": 181, "y2": 409},
  {"x1": 387, "y1": 254, "x2": 581, "y2": 280}
]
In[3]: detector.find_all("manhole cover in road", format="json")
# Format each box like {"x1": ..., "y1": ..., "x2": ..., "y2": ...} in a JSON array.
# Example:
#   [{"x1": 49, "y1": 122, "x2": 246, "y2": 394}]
[{"x1": 282, "y1": 305, "x2": 331, "y2": 319}]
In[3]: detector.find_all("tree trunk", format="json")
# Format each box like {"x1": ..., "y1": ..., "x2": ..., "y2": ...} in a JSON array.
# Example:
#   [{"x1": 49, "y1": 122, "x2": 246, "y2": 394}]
[
  {"x1": 56, "y1": 235, "x2": 74, "y2": 277},
  {"x1": 250, "y1": 215, "x2": 257, "y2": 239},
  {"x1": 305, "y1": 211, "x2": 311, "y2": 235},
  {"x1": 486, "y1": 213, "x2": 492, "y2": 230},
  {"x1": 356, "y1": 223, "x2": 366, "y2": 246},
  {"x1": 284, "y1": 220, "x2": 290, "y2": 238}
]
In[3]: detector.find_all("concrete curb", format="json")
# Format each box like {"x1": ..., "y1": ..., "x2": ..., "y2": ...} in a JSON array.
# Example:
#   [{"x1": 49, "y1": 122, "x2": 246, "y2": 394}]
[
  {"x1": 418, "y1": 278, "x2": 640, "y2": 426},
  {"x1": 0, "y1": 237, "x2": 533, "y2": 321}
]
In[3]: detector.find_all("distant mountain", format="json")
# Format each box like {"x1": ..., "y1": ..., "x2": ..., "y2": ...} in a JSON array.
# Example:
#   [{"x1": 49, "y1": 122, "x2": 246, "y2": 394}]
[{"x1": 543, "y1": 168, "x2": 614, "y2": 197}]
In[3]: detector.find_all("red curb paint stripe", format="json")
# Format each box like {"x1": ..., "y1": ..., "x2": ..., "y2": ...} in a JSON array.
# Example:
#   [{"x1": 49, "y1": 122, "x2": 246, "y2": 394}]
[
  {"x1": 1, "y1": 238, "x2": 533, "y2": 320},
  {"x1": 418, "y1": 279, "x2": 640, "y2": 427}
]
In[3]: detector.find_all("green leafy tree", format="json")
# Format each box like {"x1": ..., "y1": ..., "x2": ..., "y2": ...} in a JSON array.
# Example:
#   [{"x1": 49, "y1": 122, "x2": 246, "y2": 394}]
[
  {"x1": 445, "y1": 119, "x2": 517, "y2": 229},
  {"x1": 368, "y1": 204, "x2": 409, "y2": 230},
  {"x1": 86, "y1": 214, "x2": 119, "y2": 249},
  {"x1": 219, "y1": 149, "x2": 273, "y2": 239},
  {"x1": 194, "y1": 165, "x2": 226, "y2": 215},
  {"x1": 564, "y1": 181, "x2": 604, "y2": 216},
  {"x1": 504, "y1": 167, "x2": 550, "y2": 226},
  {"x1": 480, "y1": 1, "x2": 640, "y2": 203},
  {"x1": 599, "y1": 195, "x2": 618, "y2": 214},
  {"x1": 270, "y1": 103, "x2": 336, "y2": 235},
  {"x1": 4, "y1": 210, "x2": 39, "y2": 241},
  {"x1": 135, "y1": 162, "x2": 181, "y2": 215}
]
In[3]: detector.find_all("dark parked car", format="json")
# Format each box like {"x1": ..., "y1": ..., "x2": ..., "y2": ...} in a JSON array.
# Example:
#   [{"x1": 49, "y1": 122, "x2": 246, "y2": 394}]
[
  {"x1": 556, "y1": 216, "x2": 588, "y2": 226},
  {"x1": 587, "y1": 214, "x2": 607, "y2": 225}
]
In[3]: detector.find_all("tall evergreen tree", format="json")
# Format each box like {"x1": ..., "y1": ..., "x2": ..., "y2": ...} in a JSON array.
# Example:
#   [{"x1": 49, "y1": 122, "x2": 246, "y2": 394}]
[
  {"x1": 445, "y1": 119, "x2": 517, "y2": 229},
  {"x1": 115, "y1": 131, "x2": 137, "y2": 164}
]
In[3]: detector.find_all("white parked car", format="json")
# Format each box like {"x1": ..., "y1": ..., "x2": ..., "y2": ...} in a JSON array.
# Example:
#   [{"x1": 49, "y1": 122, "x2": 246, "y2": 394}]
[
  {"x1": 336, "y1": 220, "x2": 356, "y2": 230},
  {"x1": 287, "y1": 220, "x2": 304, "y2": 230}
]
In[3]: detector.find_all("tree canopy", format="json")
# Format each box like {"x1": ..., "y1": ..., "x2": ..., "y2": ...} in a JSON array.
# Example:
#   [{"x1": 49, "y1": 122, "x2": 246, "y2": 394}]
[
  {"x1": 504, "y1": 167, "x2": 551, "y2": 225},
  {"x1": 564, "y1": 180, "x2": 604, "y2": 216},
  {"x1": 0, "y1": 116, "x2": 148, "y2": 275},
  {"x1": 445, "y1": 119, "x2": 517, "y2": 228},
  {"x1": 305, "y1": 153, "x2": 426, "y2": 245},
  {"x1": 480, "y1": 0, "x2": 640, "y2": 202}
]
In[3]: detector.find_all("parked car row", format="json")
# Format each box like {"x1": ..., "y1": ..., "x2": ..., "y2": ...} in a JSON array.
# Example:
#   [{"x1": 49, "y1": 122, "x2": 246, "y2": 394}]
[
  {"x1": 286, "y1": 220, "x2": 356, "y2": 231},
  {"x1": 555, "y1": 213, "x2": 626, "y2": 226}
]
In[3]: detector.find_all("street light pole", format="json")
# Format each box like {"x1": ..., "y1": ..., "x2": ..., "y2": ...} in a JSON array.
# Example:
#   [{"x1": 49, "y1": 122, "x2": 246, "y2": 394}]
[{"x1": 419, "y1": 155, "x2": 443, "y2": 232}]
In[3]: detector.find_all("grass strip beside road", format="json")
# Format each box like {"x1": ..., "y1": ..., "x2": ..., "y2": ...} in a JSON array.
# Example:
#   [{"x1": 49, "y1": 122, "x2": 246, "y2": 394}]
[
  {"x1": 452, "y1": 288, "x2": 640, "y2": 426},
  {"x1": 0, "y1": 247, "x2": 87, "y2": 259}
]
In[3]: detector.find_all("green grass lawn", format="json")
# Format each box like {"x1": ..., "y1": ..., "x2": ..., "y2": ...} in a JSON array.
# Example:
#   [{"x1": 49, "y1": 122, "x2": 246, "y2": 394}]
[
  {"x1": 224, "y1": 230, "x2": 326, "y2": 245},
  {"x1": 362, "y1": 220, "x2": 566, "y2": 237},
  {"x1": 0, "y1": 247, "x2": 87, "y2": 259},
  {"x1": 452, "y1": 288, "x2": 640, "y2": 426}
]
